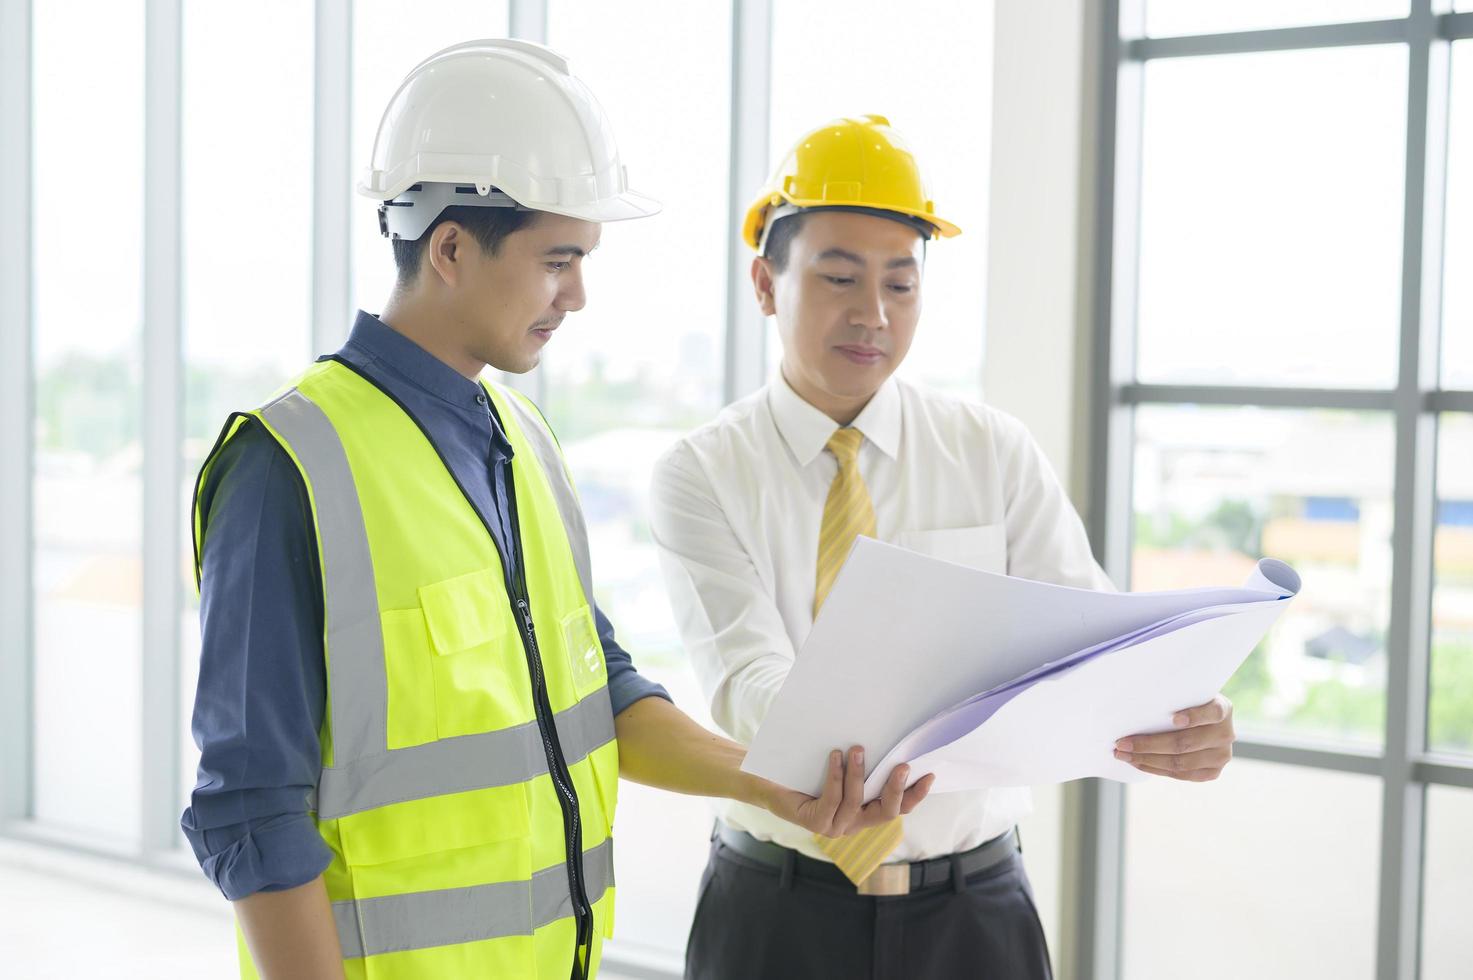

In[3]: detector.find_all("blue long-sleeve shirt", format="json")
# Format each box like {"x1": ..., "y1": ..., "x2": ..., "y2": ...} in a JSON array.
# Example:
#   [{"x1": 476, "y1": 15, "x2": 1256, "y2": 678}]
[{"x1": 182, "y1": 311, "x2": 669, "y2": 900}]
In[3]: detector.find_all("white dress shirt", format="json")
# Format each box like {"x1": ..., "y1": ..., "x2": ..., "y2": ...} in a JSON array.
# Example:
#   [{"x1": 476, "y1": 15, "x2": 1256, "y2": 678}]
[{"x1": 649, "y1": 372, "x2": 1115, "y2": 862}]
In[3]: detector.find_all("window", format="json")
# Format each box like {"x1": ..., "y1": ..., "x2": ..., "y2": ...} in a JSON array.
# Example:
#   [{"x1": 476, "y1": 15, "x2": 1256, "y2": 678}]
[
  {"x1": 31, "y1": 0, "x2": 146, "y2": 845},
  {"x1": 350, "y1": 0, "x2": 511, "y2": 316},
  {"x1": 178, "y1": 0, "x2": 315, "y2": 814},
  {"x1": 1431, "y1": 414, "x2": 1473, "y2": 757},
  {"x1": 768, "y1": 0, "x2": 993, "y2": 398},
  {"x1": 1145, "y1": 1, "x2": 1408, "y2": 37},
  {"x1": 1093, "y1": 7, "x2": 1473, "y2": 978},
  {"x1": 1135, "y1": 46, "x2": 1406, "y2": 389},
  {"x1": 1123, "y1": 761, "x2": 1381, "y2": 980},
  {"x1": 541, "y1": 0, "x2": 733, "y2": 961},
  {"x1": 1422, "y1": 786, "x2": 1473, "y2": 977},
  {"x1": 1443, "y1": 42, "x2": 1473, "y2": 390},
  {"x1": 1133, "y1": 407, "x2": 1394, "y2": 744}
]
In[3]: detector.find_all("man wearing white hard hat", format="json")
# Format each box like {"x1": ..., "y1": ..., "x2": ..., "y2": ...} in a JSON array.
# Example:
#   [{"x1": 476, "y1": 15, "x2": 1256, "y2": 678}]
[{"x1": 182, "y1": 41, "x2": 928, "y2": 980}]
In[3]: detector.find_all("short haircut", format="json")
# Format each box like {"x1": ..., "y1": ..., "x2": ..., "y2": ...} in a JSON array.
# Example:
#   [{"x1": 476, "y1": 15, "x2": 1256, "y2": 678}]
[
  {"x1": 391, "y1": 205, "x2": 539, "y2": 286},
  {"x1": 761, "y1": 211, "x2": 809, "y2": 273},
  {"x1": 762, "y1": 208, "x2": 929, "y2": 274}
]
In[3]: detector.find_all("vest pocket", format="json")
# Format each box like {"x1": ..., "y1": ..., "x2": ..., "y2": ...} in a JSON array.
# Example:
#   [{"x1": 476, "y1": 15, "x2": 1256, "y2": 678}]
[
  {"x1": 421, "y1": 568, "x2": 536, "y2": 740},
  {"x1": 559, "y1": 604, "x2": 607, "y2": 701},
  {"x1": 381, "y1": 569, "x2": 538, "y2": 749},
  {"x1": 338, "y1": 783, "x2": 536, "y2": 977}
]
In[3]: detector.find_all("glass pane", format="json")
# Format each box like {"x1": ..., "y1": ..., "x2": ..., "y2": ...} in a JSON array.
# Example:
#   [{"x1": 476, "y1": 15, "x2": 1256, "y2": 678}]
[
  {"x1": 179, "y1": 0, "x2": 315, "y2": 810},
  {"x1": 1133, "y1": 406, "x2": 1393, "y2": 746},
  {"x1": 350, "y1": 1, "x2": 510, "y2": 318},
  {"x1": 1431, "y1": 414, "x2": 1473, "y2": 756},
  {"x1": 543, "y1": 0, "x2": 732, "y2": 960},
  {"x1": 1145, "y1": 1, "x2": 1408, "y2": 37},
  {"x1": 1423, "y1": 785, "x2": 1473, "y2": 979},
  {"x1": 1443, "y1": 43, "x2": 1473, "y2": 390},
  {"x1": 1136, "y1": 47, "x2": 1406, "y2": 388},
  {"x1": 31, "y1": 0, "x2": 145, "y2": 844},
  {"x1": 1123, "y1": 760, "x2": 1380, "y2": 980},
  {"x1": 768, "y1": 0, "x2": 992, "y2": 398}
]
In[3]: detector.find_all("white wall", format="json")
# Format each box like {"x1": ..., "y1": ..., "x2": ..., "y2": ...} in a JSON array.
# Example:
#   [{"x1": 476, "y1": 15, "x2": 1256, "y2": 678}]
[{"x1": 984, "y1": 0, "x2": 1098, "y2": 503}]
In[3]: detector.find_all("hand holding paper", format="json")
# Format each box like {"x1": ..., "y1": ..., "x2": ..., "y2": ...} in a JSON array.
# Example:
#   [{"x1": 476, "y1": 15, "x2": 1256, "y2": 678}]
[{"x1": 1114, "y1": 693, "x2": 1236, "y2": 782}]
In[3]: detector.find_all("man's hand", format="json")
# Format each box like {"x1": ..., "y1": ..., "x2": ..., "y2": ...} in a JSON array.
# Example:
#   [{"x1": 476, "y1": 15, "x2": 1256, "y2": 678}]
[
  {"x1": 753, "y1": 746, "x2": 935, "y2": 838},
  {"x1": 1114, "y1": 695, "x2": 1235, "y2": 782}
]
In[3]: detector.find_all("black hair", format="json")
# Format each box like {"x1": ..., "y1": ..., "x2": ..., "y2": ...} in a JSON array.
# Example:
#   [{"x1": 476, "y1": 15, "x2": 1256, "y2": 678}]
[
  {"x1": 761, "y1": 211, "x2": 809, "y2": 273},
  {"x1": 391, "y1": 205, "x2": 540, "y2": 286},
  {"x1": 762, "y1": 207, "x2": 931, "y2": 274}
]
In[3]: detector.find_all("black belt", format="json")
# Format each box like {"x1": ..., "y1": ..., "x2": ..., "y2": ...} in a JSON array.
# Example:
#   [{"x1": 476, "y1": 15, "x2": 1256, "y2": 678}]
[{"x1": 714, "y1": 823, "x2": 1019, "y2": 897}]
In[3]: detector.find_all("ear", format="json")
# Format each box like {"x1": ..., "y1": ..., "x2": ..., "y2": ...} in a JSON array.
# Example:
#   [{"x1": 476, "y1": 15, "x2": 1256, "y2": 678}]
[
  {"x1": 425, "y1": 221, "x2": 464, "y2": 288},
  {"x1": 751, "y1": 255, "x2": 778, "y2": 317}
]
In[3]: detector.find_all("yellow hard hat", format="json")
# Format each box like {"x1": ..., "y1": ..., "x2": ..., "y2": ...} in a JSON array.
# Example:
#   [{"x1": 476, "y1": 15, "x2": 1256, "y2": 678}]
[{"x1": 741, "y1": 114, "x2": 962, "y2": 252}]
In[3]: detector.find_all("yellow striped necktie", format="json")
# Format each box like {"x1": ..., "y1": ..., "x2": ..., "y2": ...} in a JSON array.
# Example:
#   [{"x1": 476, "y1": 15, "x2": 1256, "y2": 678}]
[{"x1": 811, "y1": 427, "x2": 904, "y2": 885}]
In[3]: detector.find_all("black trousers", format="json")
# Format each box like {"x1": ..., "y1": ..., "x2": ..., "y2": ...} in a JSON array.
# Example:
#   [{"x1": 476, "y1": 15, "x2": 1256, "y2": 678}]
[{"x1": 684, "y1": 837, "x2": 1053, "y2": 980}]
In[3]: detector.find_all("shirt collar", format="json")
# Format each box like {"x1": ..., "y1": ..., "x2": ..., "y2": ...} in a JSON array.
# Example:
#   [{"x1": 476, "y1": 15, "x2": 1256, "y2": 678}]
[
  {"x1": 336, "y1": 310, "x2": 491, "y2": 415},
  {"x1": 768, "y1": 371, "x2": 902, "y2": 466}
]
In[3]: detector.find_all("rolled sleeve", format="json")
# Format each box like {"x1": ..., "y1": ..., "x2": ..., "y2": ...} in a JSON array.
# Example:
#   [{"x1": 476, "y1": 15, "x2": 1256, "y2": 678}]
[
  {"x1": 596, "y1": 604, "x2": 671, "y2": 716},
  {"x1": 181, "y1": 420, "x2": 333, "y2": 900}
]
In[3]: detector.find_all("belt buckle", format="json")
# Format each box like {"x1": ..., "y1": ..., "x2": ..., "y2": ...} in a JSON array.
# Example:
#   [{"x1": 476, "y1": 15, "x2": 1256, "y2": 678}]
[{"x1": 856, "y1": 863, "x2": 910, "y2": 897}]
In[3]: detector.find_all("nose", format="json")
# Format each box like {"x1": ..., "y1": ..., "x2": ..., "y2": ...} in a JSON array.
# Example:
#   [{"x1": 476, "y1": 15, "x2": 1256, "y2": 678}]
[
  {"x1": 848, "y1": 281, "x2": 888, "y2": 331},
  {"x1": 556, "y1": 266, "x2": 588, "y2": 313}
]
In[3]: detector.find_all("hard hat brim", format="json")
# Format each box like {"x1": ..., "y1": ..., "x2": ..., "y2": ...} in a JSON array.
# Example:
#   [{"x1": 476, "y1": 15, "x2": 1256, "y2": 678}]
[
  {"x1": 742, "y1": 193, "x2": 962, "y2": 250},
  {"x1": 535, "y1": 188, "x2": 663, "y2": 223}
]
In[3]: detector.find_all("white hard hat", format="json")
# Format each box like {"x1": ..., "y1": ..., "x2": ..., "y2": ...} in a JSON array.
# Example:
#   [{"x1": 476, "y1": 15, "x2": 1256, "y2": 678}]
[{"x1": 358, "y1": 38, "x2": 661, "y2": 240}]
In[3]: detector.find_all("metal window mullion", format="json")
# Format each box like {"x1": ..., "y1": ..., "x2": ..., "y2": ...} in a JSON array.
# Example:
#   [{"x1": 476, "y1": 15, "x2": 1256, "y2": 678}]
[
  {"x1": 1376, "y1": 2, "x2": 1446, "y2": 977},
  {"x1": 314, "y1": 0, "x2": 352, "y2": 358},
  {"x1": 1128, "y1": 19, "x2": 1409, "y2": 61},
  {"x1": 1427, "y1": 390, "x2": 1473, "y2": 411},
  {"x1": 1120, "y1": 383, "x2": 1396, "y2": 411},
  {"x1": 722, "y1": 0, "x2": 771, "y2": 405},
  {"x1": 1070, "y1": 2, "x2": 1142, "y2": 979},
  {"x1": 1441, "y1": 11, "x2": 1473, "y2": 41},
  {"x1": 140, "y1": 0, "x2": 184, "y2": 855},
  {"x1": 1412, "y1": 758, "x2": 1473, "y2": 789},
  {"x1": 501, "y1": 0, "x2": 548, "y2": 403},
  {"x1": 1232, "y1": 737, "x2": 1384, "y2": 776},
  {"x1": 0, "y1": 0, "x2": 35, "y2": 826}
]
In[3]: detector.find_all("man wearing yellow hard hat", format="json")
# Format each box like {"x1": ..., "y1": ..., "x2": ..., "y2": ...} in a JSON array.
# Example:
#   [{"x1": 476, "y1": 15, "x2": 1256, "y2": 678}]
[
  {"x1": 651, "y1": 115, "x2": 1238, "y2": 978},
  {"x1": 181, "y1": 48, "x2": 928, "y2": 980}
]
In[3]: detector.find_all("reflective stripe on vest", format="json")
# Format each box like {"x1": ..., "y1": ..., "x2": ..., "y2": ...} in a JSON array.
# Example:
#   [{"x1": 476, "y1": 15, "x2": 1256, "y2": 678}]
[
  {"x1": 312, "y1": 685, "x2": 614, "y2": 819},
  {"x1": 332, "y1": 837, "x2": 614, "y2": 960}
]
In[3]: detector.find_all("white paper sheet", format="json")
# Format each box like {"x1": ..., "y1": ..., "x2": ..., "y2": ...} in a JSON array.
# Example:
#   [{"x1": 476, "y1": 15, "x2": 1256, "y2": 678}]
[{"x1": 740, "y1": 536, "x2": 1299, "y2": 799}]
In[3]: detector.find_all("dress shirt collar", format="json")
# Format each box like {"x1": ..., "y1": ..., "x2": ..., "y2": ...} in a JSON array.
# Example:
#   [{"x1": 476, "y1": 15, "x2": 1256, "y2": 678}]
[
  {"x1": 768, "y1": 369, "x2": 902, "y2": 466},
  {"x1": 333, "y1": 310, "x2": 513, "y2": 461},
  {"x1": 337, "y1": 310, "x2": 493, "y2": 415}
]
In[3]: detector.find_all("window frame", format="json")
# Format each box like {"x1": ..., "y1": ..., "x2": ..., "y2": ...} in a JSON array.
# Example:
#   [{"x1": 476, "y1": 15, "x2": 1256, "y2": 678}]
[{"x1": 1078, "y1": 3, "x2": 1473, "y2": 979}]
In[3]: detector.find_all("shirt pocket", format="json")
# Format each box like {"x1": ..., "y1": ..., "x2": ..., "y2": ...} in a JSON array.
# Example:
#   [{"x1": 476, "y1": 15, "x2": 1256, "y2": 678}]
[{"x1": 895, "y1": 523, "x2": 1008, "y2": 574}]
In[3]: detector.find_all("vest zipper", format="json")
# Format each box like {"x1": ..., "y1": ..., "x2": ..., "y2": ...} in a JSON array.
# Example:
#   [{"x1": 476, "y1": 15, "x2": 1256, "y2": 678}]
[
  {"x1": 322, "y1": 358, "x2": 597, "y2": 976},
  {"x1": 504, "y1": 468, "x2": 596, "y2": 979}
]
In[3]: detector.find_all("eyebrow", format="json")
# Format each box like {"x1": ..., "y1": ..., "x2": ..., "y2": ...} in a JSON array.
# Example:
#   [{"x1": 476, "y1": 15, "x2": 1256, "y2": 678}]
[
  {"x1": 814, "y1": 247, "x2": 919, "y2": 271},
  {"x1": 544, "y1": 244, "x2": 591, "y2": 257}
]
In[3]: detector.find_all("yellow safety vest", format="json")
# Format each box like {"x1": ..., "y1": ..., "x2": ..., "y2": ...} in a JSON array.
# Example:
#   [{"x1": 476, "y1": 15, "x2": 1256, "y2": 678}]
[{"x1": 193, "y1": 358, "x2": 620, "y2": 979}]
